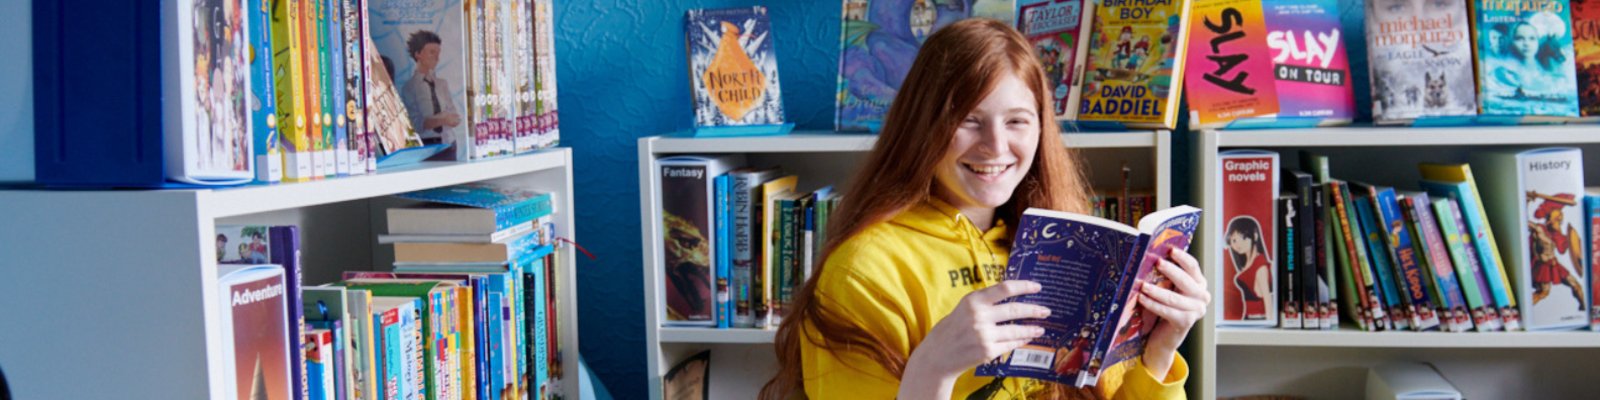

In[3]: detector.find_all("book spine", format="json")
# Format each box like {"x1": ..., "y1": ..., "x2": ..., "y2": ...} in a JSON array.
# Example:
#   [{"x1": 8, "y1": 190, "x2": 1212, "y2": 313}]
[
  {"x1": 1450, "y1": 185, "x2": 1518, "y2": 329},
  {"x1": 1402, "y1": 196, "x2": 1453, "y2": 331},
  {"x1": 774, "y1": 197, "x2": 798, "y2": 325},
  {"x1": 512, "y1": 266, "x2": 528, "y2": 399},
  {"x1": 251, "y1": 0, "x2": 281, "y2": 184},
  {"x1": 804, "y1": 199, "x2": 816, "y2": 282},
  {"x1": 271, "y1": 226, "x2": 310, "y2": 400},
  {"x1": 1379, "y1": 191, "x2": 1441, "y2": 331},
  {"x1": 528, "y1": 263, "x2": 549, "y2": 398},
  {"x1": 1415, "y1": 195, "x2": 1471, "y2": 332},
  {"x1": 1333, "y1": 183, "x2": 1381, "y2": 330},
  {"x1": 455, "y1": 287, "x2": 475, "y2": 400},
  {"x1": 1314, "y1": 185, "x2": 1336, "y2": 329},
  {"x1": 316, "y1": 0, "x2": 336, "y2": 177},
  {"x1": 340, "y1": 0, "x2": 368, "y2": 176},
  {"x1": 1357, "y1": 196, "x2": 1410, "y2": 330},
  {"x1": 1279, "y1": 196, "x2": 1300, "y2": 329},
  {"x1": 731, "y1": 174, "x2": 756, "y2": 327},
  {"x1": 274, "y1": 0, "x2": 313, "y2": 182},
  {"x1": 755, "y1": 188, "x2": 771, "y2": 328},
  {"x1": 1441, "y1": 199, "x2": 1502, "y2": 331},
  {"x1": 496, "y1": 193, "x2": 555, "y2": 233},
  {"x1": 327, "y1": 0, "x2": 349, "y2": 178},
  {"x1": 715, "y1": 175, "x2": 732, "y2": 329},
  {"x1": 1297, "y1": 187, "x2": 1317, "y2": 329},
  {"x1": 299, "y1": 0, "x2": 323, "y2": 180},
  {"x1": 1589, "y1": 195, "x2": 1600, "y2": 331}
]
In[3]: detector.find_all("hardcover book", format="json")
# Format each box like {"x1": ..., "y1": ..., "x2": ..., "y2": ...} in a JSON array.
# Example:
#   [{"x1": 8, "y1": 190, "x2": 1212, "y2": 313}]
[
  {"x1": 976, "y1": 206, "x2": 1201, "y2": 387},
  {"x1": 1471, "y1": 0, "x2": 1580, "y2": 118},
  {"x1": 1217, "y1": 150, "x2": 1278, "y2": 326},
  {"x1": 1018, "y1": 0, "x2": 1096, "y2": 120},
  {"x1": 835, "y1": 0, "x2": 1013, "y2": 132},
  {"x1": 1184, "y1": 0, "x2": 1282, "y2": 129},
  {"x1": 686, "y1": 7, "x2": 785, "y2": 127},
  {"x1": 1576, "y1": 0, "x2": 1600, "y2": 117},
  {"x1": 172, "y1": 0, "x2": 256, "y2": 185},
  {"x1": 1366, "y1": 0, "x2": 1477, "y2": 124},
  {"x1": 1471, "y1": 148, "x2": 1588, "y2": 330},
  {"x1": 1076, "y1": 0, "x2": 1194, "y2": 129},
  {"x1": 370, "y1": 0, "x2": 473, "y2": 160},
  {"x1": 1256, "y1": 0, "x2": 1355, "y2": 125},
  {"x1": 657, "y1": 155, "x2": 747, "y2": 326},
  {"x1": 217, "y1": 264, "x2": 292, "y2": 400}
]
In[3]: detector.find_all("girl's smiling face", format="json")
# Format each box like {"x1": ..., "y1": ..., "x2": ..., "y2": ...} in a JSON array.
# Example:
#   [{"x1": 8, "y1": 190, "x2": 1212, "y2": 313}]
[{"x1": 931, "y1": 73, "x2": 1041, "y2": 213}]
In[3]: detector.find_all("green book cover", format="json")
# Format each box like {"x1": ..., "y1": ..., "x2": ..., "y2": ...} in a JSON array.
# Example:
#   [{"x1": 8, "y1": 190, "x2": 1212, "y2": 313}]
[
  {"x1": 1433, "y1": 198, "x2": 1491, "y2": 331},
  {"x1": 1327, "y1": 182, "x2": 1363, "y2": 330},
  {"x1": 1338, "y1": 181, "x2": 1388, "y2": 329},
  {"x1": 339, "y1": 281, "x2": 456, "y2": 400}
]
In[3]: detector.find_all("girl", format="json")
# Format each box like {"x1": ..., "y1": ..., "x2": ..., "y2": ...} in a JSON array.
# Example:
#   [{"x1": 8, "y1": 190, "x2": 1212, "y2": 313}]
[
  {"x1": 761, "y1": 19, "x2": 1207, "y2": 400},
  {"x1": 1226, "y1": 217, "x2": 1271, "y2": 320}
]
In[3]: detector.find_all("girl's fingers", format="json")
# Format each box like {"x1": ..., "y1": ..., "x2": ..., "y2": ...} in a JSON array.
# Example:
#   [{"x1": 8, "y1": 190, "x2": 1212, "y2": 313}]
[
  {"x1": 1137, "y1": 293, "x2": 1186, "y2": 323},
  {"x1": 1168, "y1": 248, "x2": 1207, "y2": 287},
  {"x1": 980, "y1": 303, "x2": 1052, "y2": 324},
  {"x1": 1141, "y1": 283, "x2": 1205, "y2": 314},
  {"x1": 988, "y1": 325, "x2": 1047, "y2": 342},
  {"x1": 1157, "y1": 260, "x2": 1203, "y2": 297},
  {"x1": 968, "y1": 280, "x2": 1043, "y2": 305}
]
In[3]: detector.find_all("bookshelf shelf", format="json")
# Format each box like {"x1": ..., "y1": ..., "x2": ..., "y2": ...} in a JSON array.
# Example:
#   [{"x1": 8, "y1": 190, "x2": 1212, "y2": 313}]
[
  {"x1": 1214, "y1": 125, "x2": 1600, "y2": 147},
  {"x1": 0, "y1": 149, "x2": 581, "y2": 400},
  {"x1": 658, "y1": 327, "x2": 777, "y2": 344},
  {"x1": 638, "y1": 130, "x2": 1173, "y2": 400},
  {"x1": 1194, "y1": 127, "x2": 1600, "y2": 400},
  {"x1": 1215, "y1": 327, "x2": 1600, "y2": 348},
  {"x1": 648, "y1": 130, "x2": 1163, "y2": 154}
]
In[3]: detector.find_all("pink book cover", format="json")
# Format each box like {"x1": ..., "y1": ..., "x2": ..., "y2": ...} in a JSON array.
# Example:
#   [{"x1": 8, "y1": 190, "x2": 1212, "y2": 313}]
[{"x1": 1185, "y1": 0, "x2": 1280, "y2": 128}]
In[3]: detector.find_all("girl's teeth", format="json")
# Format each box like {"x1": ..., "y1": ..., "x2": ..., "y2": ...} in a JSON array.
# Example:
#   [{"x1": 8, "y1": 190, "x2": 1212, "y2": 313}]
[{"x1": 967, "y1": 164, "x2": 1006, "y2": 174}]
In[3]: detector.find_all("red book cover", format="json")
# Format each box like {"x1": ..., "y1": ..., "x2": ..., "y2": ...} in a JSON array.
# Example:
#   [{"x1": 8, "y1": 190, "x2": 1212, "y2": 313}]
[
  {"x1": 220, "y1": 266, "x2": 292, "y2": 400},
  {"x1": 1218, "y1": 150, "x2": 1278, "y2": 326}
]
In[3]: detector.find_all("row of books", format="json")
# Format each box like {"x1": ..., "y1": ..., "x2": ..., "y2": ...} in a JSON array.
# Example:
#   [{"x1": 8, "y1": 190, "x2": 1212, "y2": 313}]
[
  {"x1": 36, "y1": 0, "x2": 561, "y2": 187},
  {"x1": 656, "y1": 155, "x2": 842, "y2": 330},
  {"x1": 833, "y1": 0, "x2": 1600, "y2": 131},
  {"x1": 212, "y1": 182, "x2": 564, "y2": 400},
  {"x1": 1219, "y1": 148, "x2": 1598, "y2": 332},
  {"x1": 1088, "y1": 190, "x2": 1158, "y2": 226}
]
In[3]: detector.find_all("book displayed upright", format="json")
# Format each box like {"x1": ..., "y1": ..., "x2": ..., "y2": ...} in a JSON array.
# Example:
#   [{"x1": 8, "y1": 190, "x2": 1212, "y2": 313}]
[
  {"x1": 1075, "y1": 0, "x2": 1194, "y2": 129},
  {"x1": 170, "y1": 0, "x2": 257, "y2": 185},
  {"x1": 369, "y1": 0, "x2": 473, "y2": 160},
  {"x1": 1017, "y1": 0, "x2": 1096, "y2": 120},
  {"x1": 1587, "y1": 189, "x2": 1600, "y2": 330},
  {"x1": 1576, "y1": 0, "x2": 1600, "y2": 118},
  {"x1": 1217, "y1": 150, "x2": 1278, "y2": 326},
  {"x1": 1436, "y1": 196, "x2": 1505, "y2": 331},
  {"x1": 976, "y1": 206, "x2": 1200, "y2": 387},
  {"x1": 685, "y1": 7, "x2": 786, "y2": 128},
  {"x1": 727, "y1": 167, "x2": 783, "y2": 328},
  {"x1": 1365, "y1": 0, "x2": 1477, "y2": 124},
  {"x1": 1258, "y1": 0, "x2": 1355, "y2": 125},
  {"x1": 834, "y1": 0, "x2": 1013, "y2": 132},
  {"x1": 216, "y1": 264, "x2": 293, "y2": 400},
  {"x1": 1184, "y1": 0, "x2": 1281, "y2": 129},
  {"x1": 1470, "y1": 148, "x2": 1589, "y2": 330},
  {"x1": 1402, "y1": 191, "x2": 1475, "y2": 332},
  {"x1": 657, "y1": 155, "x2": 746, "y2": 326},
  {"x1": 1470, "y1": 0, "x2": 1580, "y2": 119},
  {"x1": 532, "y1": 0, "x2": 562, "y2": 148}
]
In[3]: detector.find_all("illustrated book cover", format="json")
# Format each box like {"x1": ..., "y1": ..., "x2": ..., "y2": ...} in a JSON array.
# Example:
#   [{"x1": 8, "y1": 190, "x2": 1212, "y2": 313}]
[
  {"x1": 1471, "y1": 148, "x2": 1589, "y2": 330},
  {"x1": 686, "y1": 7, "x2": 785, "y2": 127},
  {"x1": 216, "y1": 264, "x2": 292, "y2": 400},
  {"x1": 1217, "y1": 150, "x2": 1278, "y2": 326},
  {"x1": 369, "y1": 0, "x2": 474, "y2": 160},
  {"x1": 169, "y1": 0, "x2": 256, "y2": 185},
  {"x1": 975, "y1": 206, "x2": 1201, "y2": 387},
  {"x1": 1470, "y1": 0, "x2": 1580, "y2": 119},
  {"x1": 1184, "y1": 0, "x2": 1282, "y2": 129},
  {"x1": 1366, "y1": 0, "x2": 1477, "y2": 124},
  {"x1": 1075, "y1": 0, "x2": 1194, "y2": 129},
  {"x1": 1575, "y1": 0, "x2": 1600, "y2": 117},
  {"x1": 657, "y1": 155, "x2": 746, "y2": 326},
  {"x1": 1257, "y1": 0, "x2": 1354, "y2": 124},
  {"x1": 1018, "y1": 0, "x2": 1096, "y2": 120}
]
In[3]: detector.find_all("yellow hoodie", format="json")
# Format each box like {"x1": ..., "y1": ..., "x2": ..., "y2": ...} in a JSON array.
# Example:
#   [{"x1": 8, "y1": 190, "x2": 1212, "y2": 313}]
[{"x1": 802, "y1": 198, "x2": 1186, "y2": 400}]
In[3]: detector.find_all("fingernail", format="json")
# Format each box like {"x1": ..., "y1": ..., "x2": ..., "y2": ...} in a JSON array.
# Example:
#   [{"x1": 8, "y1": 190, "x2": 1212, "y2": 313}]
[
  {"x1": 1033, "y1": 327, "x2": 1046, "y2": 336},
  {"x1": 1040, "y1": 308, "x2": 1052, "y2": 317},
  {"x1": 1030, "y1": 282, "x2": 1043, "y2": 291}
]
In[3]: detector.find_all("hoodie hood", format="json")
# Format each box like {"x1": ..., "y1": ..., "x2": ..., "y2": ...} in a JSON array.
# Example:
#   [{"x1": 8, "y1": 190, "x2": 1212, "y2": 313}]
[{"x1": 887, "y1": 197, "x2": 1012, "y2": 270}]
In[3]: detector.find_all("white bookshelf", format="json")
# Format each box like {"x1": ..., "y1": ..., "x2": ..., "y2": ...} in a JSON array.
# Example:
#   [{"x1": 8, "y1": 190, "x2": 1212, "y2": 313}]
[
  {"x1": 638, "y1": 129, "x2": 1172, "y2": 400},
  {"x1": 0, "y1": 149, "x2": 582, "y2": 400},
  {"x1": 1193, "y1": 126, "x2": 1600, "y2": 400}
]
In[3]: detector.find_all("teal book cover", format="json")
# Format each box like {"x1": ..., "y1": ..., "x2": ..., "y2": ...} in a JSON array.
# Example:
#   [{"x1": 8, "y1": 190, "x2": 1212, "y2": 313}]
[{"x1": 1473, "y1": 0, "x2": 1580, "y2": 117}]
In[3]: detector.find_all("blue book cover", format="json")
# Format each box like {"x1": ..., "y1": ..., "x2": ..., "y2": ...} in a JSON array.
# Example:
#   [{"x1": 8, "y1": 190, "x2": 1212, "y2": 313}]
[
  {"x1": 251, "y1": 0, "x2": 282, "y2": 183},
  {"x1": 1407, "y1": 192, "x2": 1474, "y2": 331},
  {"x1": 327, "y1": 0, "x2": 350, "y2": 177},
  {"x1": 1092, "y1": 207, "x2": 1201, "y2": 385},
  {"x1": 835, "y1": 0, "x2": 1013, "y2": 132},
  {"x1": 715, "y1": 174, "x2": 733, "y2": 328},
  {"x1": 531, "y1": 256, "x2": 550, "y2": 394},
  {"x1": 1587, "y1": 193, "x2": 1600, "y2": 330},
  {"x1": 1374, "y1": 188, "x2": 1443, "y2": 331},
  {"x1": 684, "y1": 6, "x2": 785, "y2": 127},
  {"x1": 1355, "y1": 196, "x2": 1411, "y2": 330},
  {"x1": 1422, "y1": 180, "x2": 1519, "y2": 325},
  {"x1": 976, "y1": 206, "x2": 1201, "y2": 387},
  {"x1": 1429, "y1": 186, "x2": 1507, "y2": 331},
  {"x1": 1472, "y1": 0, "x2": 1580, "y2": 117},
  {"x1": 396, "y1": 183, "x2": 555, "y2": 232}
]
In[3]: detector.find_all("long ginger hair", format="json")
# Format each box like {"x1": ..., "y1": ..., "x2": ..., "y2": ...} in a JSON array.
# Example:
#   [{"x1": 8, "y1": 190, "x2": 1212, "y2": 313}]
[{"x1": 760, "y1": 18, "x2": 1095, "y2": 400}]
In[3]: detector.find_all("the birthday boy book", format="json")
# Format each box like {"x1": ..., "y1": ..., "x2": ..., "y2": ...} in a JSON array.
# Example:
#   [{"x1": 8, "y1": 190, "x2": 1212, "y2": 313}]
[{"x1": 976, "y1": 205, "x2": 1201, "y2": 387}]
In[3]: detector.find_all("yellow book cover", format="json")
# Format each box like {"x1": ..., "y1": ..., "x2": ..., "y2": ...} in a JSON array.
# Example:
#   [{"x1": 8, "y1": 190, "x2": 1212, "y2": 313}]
[
  {"x1": 273, "y1": 0, "x2": 313, "y2": 182},
  {"x1": 758, "y1": 175, "x2": 797, "y2": 328},
  {"x1": 456, "y1": 286, "x2": 476, "y2": 400},
  {"x1": 1418, "y1": 163, "x2": 1518, "y2": 310},
  {"x1": 1077, "y1": 0, "x2": 1196, "y2": 129}
]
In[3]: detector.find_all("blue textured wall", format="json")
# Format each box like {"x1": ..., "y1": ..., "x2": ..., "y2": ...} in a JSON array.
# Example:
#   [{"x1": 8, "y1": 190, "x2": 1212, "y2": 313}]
[{"x1": 555, "y1": 2, "x2": 840, "y2": 398}]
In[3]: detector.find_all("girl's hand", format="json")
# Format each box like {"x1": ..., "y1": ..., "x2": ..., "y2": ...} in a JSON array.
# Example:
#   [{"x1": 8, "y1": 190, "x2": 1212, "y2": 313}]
[
  {"x1": 1137, "y1": 248, "x2": 1210, "y2": 378},
  {"x1": 899, "y1": 280, "x2": 1050, "y2": 399}
]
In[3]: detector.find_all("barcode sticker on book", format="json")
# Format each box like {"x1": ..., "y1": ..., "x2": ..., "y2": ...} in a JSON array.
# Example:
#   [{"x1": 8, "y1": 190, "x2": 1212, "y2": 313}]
[{"x1": 1009, "y1": 348, "x2": 1053, "y2": 370}]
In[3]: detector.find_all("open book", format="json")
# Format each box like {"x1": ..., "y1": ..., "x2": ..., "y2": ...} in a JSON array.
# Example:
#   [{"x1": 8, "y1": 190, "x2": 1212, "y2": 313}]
[{"x1": 975, "y1": 205, "x2": 1201, "y2": 387}]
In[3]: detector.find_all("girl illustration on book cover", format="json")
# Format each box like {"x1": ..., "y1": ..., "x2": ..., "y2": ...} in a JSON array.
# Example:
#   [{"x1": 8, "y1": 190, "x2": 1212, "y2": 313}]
[
  {"x1": 1485, "y1": 14, "x2": 1579, "y2": 115},
  {"x1": 1226, "y1": 216, "x2": 1272, "y2": 320}
]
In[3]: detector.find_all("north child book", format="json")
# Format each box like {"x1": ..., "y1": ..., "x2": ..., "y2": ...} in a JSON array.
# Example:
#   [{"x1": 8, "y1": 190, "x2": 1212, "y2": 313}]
[
  {"x1": 1259, "y1": 0, "x2": 1355, "y2": 124},
  {"x1": 1076, "y1": 0, "x2": 1194, "y2": 129},
  {"x1": 1575, "y1": 0, "x2": 1600, "y2": 117},
  {"x1": 976, "y1": 206, "x2": 1200, "y2": 387},
  {"x1": 1018, "y1": 0, "x2": 1097, "y2": 120},
  {"x1": 1183, "y1": 0, "x2": 1281, "y2": 129},
  {"x1": 1470, "y1": 0, "x2": 1580, "y2": 119},
  {"x1": 1217, "y1": 150, "x2": 1278, "y2": 326},
  {"x1": 835, "y1": 0, "x2": 1012, "y2": 132},
  {"x1": 1471, "y1": 148, "x2": 1589, "y2": 330},
  {"x1": 1366, "y1": 0, "x2": 1477, "y2": 124},
  {"x1": 685, "y1": 7, "x2": 786, "y2": 127}
]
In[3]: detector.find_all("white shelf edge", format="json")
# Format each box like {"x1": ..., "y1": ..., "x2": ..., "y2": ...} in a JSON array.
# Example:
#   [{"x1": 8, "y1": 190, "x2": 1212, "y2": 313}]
[
  {"x1": 204, "y1": 149, "x2": 571, "y2": 218},
  {"x1": 1215, "y1": 327, "x2": 1600, "y2": 348},
  {"x1": 646, "y1": 130, "x2": 1161, "y2": 154},
  {"x1": 1212, "y1": 125, "x2": 1600, "y2": 147},
  {"x1": 658, "y1": 327, "x2": 776, "y2": 344}
]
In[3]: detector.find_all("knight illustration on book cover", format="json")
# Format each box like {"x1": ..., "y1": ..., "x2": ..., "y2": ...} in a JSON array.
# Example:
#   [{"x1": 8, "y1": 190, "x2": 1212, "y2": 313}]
[
  {"x1": 1528, "y1": 191, "x2": 1586, "y2": 309},
  {"x1": 686, "y1": 6, "x2": 785, "y2": 127},
  {"x1": 1473, "y1": 0, "x2": 1580, "y2": 117}
]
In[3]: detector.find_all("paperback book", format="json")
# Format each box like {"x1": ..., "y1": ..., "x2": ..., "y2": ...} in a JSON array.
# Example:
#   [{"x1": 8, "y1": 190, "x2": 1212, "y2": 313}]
[
  {"x1": 171, "y1": 0, "x2": 256, "y2": 185},
  {"x1": 1471, "y1": 148, "x2": 1589, "y2": 330},
  {"x1": 1255, "y1": 0, "x2": 1355, "y2": 125},
  {"x1": 1420, "y1": 162, "x2": 1522, "y2": 330},
  {"x1": 216, "y1": 264, "x2": 293, "y2": 400},
  {"x1": 1470, "y1": 0, "x2": 1580, "y2": 119},
  {"x1": 369, "y1": 0, "x2": 474, "y2": 160},
  {"x1": 1017, "y1": 0, "x2": 1096, "y2": 120},
  {"x1": 390, "y1": 183, "x2": 556, "y2": 242},
  {"x1": 1576, "y1": 0, "x2": 1600, "y2": 117},
  {"x1": 976, "y1": 206, "x2": 1201, "y2": 387},
  {"x1": 685, "y1": 7, "x2": 786, "y2": 128},
  {"x1": 250, "y1": 0, "x2": 281, "y2": 183},
  {"x1": 1076, "y1": 0, "x2": 1194, "y2": 129},
  {"x1": 658, "y1": 155, "x2": 746, "y2": 326},
  {"x1": 834, "y1": 0, "x2": 1013, "y2": 132},
  {"x1": 1366, "y1": 0, "x2": 1477, "y2": 124},
  {"x1": 1587, "y1": 189, "x2": 1600, "y2": 330},
  {"x1": 1217, "y1": 150, "x2": 1278, "y2": 326},
  {"x1": 1184, "y1": 0, "x2": 1281, "y2": 129}
]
